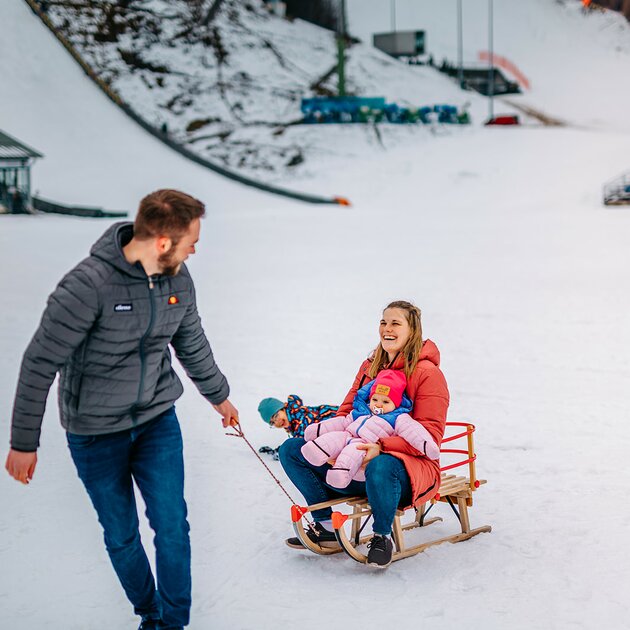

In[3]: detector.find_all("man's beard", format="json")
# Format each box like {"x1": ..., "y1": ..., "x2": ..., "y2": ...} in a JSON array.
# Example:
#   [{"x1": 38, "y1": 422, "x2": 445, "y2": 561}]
[{"x1": 158, "y1": 249, "x2": 182, "y2": 276}]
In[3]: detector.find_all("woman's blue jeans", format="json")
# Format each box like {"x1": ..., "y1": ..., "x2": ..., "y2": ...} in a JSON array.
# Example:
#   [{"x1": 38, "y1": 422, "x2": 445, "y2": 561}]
[
  {"x1": 67, "y1": 406, "x2": 190, "y2": 629},
  {"x1": 278, "y1": 437, "x2": 412, "y2": 536}
]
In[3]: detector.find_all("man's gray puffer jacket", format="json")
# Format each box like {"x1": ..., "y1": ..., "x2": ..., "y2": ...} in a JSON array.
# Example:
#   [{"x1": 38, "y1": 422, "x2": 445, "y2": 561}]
[{"x1": 11, "y1": 222, "x2": 229, "y2": 452}]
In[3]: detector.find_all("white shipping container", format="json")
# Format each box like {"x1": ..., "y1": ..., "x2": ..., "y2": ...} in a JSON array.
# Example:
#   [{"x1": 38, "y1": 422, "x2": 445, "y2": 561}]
[{"x1": 372, "y1": 31, "x2": 425, "y2": 56}]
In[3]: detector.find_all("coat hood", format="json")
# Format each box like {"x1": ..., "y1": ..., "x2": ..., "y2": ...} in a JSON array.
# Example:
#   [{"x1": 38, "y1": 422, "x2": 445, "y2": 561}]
[
  {"x1": 416, "y1": 339, "x2": 441, "y2": 367},
  {"x1": 90, "y1": 221, "x2": 147, "y2": 279}
]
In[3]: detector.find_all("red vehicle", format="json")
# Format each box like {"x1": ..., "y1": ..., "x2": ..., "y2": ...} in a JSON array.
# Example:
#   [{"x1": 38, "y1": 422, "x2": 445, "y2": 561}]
[{"x1": 485, "y1": 115, "x2": 520, "y2": 126}]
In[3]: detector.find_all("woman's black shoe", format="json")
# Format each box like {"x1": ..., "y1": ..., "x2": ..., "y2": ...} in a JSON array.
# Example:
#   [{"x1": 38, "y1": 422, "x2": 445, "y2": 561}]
[
  {"x1": 285, "y1": 522, "x2": 339, "y2": 549},
  {"x1": 367, "y1": 534, "x2": 393, "y2": 568}
]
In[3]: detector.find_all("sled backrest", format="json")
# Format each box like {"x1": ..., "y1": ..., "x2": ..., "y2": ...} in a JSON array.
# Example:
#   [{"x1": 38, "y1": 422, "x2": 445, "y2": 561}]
[{"x1": 440, "y1": 422, "x2": 479, "y2": 493}]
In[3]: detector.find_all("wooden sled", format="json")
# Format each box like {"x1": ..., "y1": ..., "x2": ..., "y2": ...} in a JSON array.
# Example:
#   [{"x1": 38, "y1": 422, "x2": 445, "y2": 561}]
[{"x1": 290, "y1": 422, "x2": 491, "y2": 564}]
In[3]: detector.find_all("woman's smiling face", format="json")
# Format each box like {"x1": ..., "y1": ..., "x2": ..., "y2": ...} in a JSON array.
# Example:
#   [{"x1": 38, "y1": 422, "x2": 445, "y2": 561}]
[{"x1": 379, "y1": 307, "x2": 411, "y2": 360}]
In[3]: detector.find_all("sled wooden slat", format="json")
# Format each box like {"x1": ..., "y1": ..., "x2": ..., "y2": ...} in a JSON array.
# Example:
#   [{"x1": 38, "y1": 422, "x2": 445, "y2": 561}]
[
  {"x1": 289, "y1": 422, "x2": 491, "y2": 565},
  {"x1": 306, "y1": 496, "x2": 363, "y2": 512}
]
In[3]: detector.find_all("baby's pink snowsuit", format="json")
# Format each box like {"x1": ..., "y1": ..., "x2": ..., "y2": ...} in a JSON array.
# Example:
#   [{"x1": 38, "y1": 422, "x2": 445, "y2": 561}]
[{"x1": 301, "y1": 411, "x2": 439, "y2": 489}]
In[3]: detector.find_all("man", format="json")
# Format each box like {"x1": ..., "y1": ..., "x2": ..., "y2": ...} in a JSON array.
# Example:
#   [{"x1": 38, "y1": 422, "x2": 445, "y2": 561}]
[{"x1": 5, "y1": 189, "x2": 239, "y2": 630}]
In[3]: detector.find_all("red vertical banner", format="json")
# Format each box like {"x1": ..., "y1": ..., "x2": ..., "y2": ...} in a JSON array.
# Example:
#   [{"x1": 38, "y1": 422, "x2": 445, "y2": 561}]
[{"x1": 478, "y1": 51, "x2": 531, "y2": 90}]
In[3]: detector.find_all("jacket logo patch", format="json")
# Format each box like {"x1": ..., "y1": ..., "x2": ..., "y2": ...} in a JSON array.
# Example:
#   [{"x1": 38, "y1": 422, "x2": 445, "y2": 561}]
[
  {"x1": 114, "y1": 303, "x2": 133, "y2": 312},
  {"x1": 374, "y1": 384, "x2": 391, "y2": 396},
  {"x1": 168, "y1": 295, "x2": 179, "y2": 305}
]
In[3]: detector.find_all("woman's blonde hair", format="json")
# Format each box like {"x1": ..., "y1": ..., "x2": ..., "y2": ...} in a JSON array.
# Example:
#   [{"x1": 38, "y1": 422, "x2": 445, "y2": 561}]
[{"x1": 368, "y1": 300, "x2": 423, "y2": 380}]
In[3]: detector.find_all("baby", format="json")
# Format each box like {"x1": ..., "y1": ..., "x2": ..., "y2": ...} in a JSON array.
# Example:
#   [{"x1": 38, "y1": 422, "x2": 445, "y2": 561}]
[{"x1": 301, "y1": 370, "x2": 439, "y2": 489}]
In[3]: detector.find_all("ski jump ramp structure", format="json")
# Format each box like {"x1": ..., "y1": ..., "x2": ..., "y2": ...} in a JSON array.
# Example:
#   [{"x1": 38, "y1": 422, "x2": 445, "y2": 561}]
[{"x1": 20, "y1": 0, "x2": 345, "y2": 207}]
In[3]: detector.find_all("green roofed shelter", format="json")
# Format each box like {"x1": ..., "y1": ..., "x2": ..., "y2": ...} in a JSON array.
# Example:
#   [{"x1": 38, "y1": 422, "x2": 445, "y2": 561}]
[{"x1": 0, "y1": 129, "x2": 44, "y2": 214}]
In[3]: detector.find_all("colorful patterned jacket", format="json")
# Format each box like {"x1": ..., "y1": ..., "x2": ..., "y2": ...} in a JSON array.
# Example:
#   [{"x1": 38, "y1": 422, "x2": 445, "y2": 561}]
[{"x1": 285, "y1": 394, "x2": 338, "y2": 438}]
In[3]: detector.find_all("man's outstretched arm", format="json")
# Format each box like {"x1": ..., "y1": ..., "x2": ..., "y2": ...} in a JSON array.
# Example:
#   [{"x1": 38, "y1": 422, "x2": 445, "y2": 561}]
[{"x1": 7, "y1": 266, "x2": 99, "y2": 482}]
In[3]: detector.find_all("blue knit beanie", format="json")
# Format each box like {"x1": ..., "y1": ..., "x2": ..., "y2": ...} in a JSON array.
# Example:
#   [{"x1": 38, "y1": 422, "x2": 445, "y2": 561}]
[{"x1": 258, "y1": 397, "x2": 285, "y2": 424}]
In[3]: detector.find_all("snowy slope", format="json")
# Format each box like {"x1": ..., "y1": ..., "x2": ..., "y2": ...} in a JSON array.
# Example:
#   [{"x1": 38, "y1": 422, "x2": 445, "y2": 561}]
[
  {"x1": 31, "y1": 0, "x2": 504, "y2": 179},
  {"x1": 0, "y1": 1, "x2": 304, "y2": 208},
  {"x1": 2, "y1": 1, "x2": 630, "y2": 629}
]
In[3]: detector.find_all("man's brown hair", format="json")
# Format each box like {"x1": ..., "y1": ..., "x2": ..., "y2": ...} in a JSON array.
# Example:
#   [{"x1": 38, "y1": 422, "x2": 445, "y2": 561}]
[{"x1": 134, "y1": 189, "x2": 205, "y2": 242}]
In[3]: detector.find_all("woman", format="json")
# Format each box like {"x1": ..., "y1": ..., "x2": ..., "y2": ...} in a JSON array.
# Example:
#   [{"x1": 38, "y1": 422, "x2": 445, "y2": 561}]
[{"x1": 279, "y1": 300, "x2": 449, "y2": 568}]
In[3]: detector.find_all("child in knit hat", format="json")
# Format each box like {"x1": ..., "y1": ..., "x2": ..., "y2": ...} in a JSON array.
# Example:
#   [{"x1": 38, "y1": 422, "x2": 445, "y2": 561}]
[
  {"x1": 300, "y1": 369, "x2": 440, "y2": 489},
  {"x1": 258, "y1": 395, "x2": 339, "y2": 438},
  {"x1": 257, "y1": 395, "x2": 339, "y2": 459}
]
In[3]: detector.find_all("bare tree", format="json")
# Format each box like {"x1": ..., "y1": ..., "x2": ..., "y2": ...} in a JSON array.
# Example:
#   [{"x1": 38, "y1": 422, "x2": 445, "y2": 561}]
[
  {"x1": 285, "y1": 0, "x2": 342, "y2": 32},
  {"x1": 182, "y1": 0, "x2": 213, "y2": 24}
]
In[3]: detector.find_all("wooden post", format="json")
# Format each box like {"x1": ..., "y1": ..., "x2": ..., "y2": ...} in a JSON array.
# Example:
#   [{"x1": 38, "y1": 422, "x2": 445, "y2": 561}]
[
  {"x1": 457, "y1": 495, "x2": 471, "y2": 534},
  {"x1": 416, "y1": 503, "x2": 425, "y2": 526},
  {"x1": 392, "y1": 515, "x2": 405, "y2": 552},
  {"x1": 351, "y1": 504, "x2": 361, "y2": 544},
  {"x1": 467, "y1": 425, "x2": 477, "y2": 491}
]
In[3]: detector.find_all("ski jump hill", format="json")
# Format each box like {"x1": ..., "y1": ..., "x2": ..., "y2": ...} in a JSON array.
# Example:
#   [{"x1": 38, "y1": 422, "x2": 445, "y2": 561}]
[
  {"x1": 22, "y1": 0, "x2": 340, "y2": 206},
  {"x1": 0, "y1": 1, "x2": 342, "y2": 212}
]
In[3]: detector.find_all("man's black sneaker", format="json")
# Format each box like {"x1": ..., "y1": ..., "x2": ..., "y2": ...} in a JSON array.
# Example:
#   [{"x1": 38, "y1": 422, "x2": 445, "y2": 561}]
[
  {"x1": 285, "y1": 522, "x2": 340, "y2": 549},
  {"x1": 139, "y1": 622, "x2": 182, "y2": 630},
  {"x1": 367, "y1": 534, "x2": 393, "y2": 568}
]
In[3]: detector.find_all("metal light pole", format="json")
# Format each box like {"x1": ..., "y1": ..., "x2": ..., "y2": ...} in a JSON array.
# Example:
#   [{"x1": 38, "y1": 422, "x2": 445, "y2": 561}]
[
  {"x1": 457, "y1": 0, "x2": 464, "y2": 89},
  {"x1": 488, "y1": 0, "x2": 495, "y2": 119},
  {"x1": 391, "y1": 0, "x2": 397, "y2": 32},
  {"x1": 337, "y1": 0, "x2": 347, "y2": 97}
]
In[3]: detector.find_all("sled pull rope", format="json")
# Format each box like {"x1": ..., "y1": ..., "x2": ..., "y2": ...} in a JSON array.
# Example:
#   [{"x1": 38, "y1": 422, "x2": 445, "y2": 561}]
[{"x1": 225, "y1": 423, "x2": 303, "y2": 509}]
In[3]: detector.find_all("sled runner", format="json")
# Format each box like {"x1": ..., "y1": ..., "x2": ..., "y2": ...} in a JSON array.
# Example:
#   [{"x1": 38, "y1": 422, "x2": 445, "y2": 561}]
[{"x1": 290, "y1": 422, "x2": 491, "y2": 564}]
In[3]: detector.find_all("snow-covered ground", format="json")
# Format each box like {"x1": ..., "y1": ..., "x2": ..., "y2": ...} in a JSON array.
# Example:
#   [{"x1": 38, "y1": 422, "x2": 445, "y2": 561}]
[{"x1": 2, "y1": 1, "x2": 630, "y2": 629}]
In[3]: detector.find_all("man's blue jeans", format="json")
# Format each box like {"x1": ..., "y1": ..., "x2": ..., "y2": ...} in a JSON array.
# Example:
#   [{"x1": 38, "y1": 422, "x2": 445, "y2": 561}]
[
  {"x1": 278, "y1": 437, "x2": 412, "y2": 536},
  {"x1": 67, "y1": 406, "x2": 190, "y2": 629}
]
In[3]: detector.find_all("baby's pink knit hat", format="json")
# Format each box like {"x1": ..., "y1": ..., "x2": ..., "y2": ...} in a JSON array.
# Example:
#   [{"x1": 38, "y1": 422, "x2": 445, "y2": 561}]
[{"x1": 370, "y1": 369, "x2": 407, "y2": 407}]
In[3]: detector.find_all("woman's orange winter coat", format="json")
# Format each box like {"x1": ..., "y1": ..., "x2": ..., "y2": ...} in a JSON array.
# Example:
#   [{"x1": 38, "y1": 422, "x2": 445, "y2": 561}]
[{"x1": 336, "y1": 339, "x2": 449, "y2": 508}]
